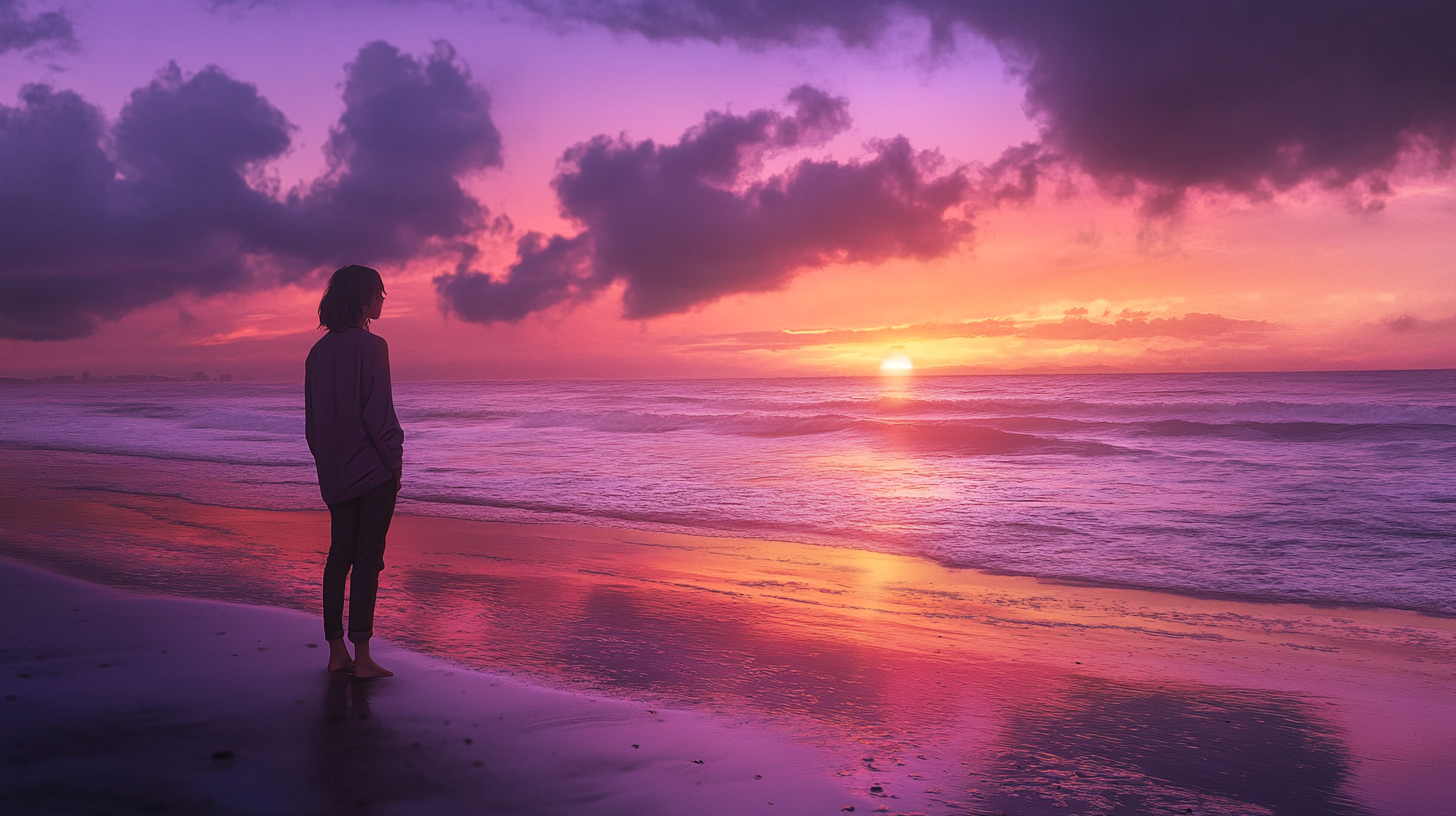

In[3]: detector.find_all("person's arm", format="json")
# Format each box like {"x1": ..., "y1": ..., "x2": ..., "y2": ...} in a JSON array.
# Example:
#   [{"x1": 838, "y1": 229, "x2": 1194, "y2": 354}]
[
  {"x1": 304, "y1": 350, "x2": 318, "y2": 460},
  {"x1": 361, "y1": 336, "x2": 404, "y2": 489}
]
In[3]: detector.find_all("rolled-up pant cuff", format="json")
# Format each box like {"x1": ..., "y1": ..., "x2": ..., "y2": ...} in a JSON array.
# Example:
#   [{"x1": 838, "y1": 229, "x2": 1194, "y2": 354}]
[
  {"x1": 325, "y1": 629, "x2": 345, "y2": 642},
  {"x1": 347, "y1": 630, "x2": 372, "y2": 645}
]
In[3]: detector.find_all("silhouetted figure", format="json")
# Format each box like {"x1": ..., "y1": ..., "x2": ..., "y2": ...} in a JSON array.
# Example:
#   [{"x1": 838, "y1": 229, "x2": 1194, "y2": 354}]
[{"x1": 306, "y1": 265, "x2": 402, "y2": 678}]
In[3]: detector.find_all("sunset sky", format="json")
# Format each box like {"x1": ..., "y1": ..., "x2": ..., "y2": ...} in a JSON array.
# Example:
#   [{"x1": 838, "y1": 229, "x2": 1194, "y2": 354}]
[{"x1": 1, "y1": 0, "x2": 1452, "y2": 380}]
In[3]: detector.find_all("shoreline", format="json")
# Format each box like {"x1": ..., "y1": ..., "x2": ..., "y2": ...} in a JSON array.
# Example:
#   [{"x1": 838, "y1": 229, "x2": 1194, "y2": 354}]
[
  {"x1": 2, "y1": 442, "x2": 1448, "y2": 620},
  {"x1": 2, "y1": 489, "x2": 1454, "y2": 814},
  {"x1": 1, "y1": 559, "x2": 853, "y2": 815}
]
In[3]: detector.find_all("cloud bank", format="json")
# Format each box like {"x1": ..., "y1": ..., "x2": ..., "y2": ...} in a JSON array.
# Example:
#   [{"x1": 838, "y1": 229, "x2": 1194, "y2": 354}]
[
  {"x1": 436, "y1": 85, "x2": 973, "y2": 323},
  {"x1": 0, "y1": 0, "x2": 71, "y2": 55},
  {"x1": 526, "y1": 1, "x2": 1456, "y2": 211},
  {"x1": 0, "y1": 41, "x2": 500, "y2": 339}
]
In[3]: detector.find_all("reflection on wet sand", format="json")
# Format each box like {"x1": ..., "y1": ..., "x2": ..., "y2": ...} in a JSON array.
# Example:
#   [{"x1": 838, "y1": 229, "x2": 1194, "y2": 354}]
[
  {"x1": 312, "y1": 675, "x2": 504, "y2": 815},
  {"x1": 315, "y1": 675, "x2": 431, "y2": 814},
  {"x1": 401, "y1": 570, "x2": 1366, "y2": 814},
  {"x1": 1, "y1": 490, "x2": 1451, "y2": 815},
  {"x1": 988, "y1": 677, "x2": 1363, "y2": 815}
]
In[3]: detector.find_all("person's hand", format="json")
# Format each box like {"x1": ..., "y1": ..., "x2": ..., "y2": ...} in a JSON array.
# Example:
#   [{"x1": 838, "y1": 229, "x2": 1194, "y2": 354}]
[{"x1": 393, "y1": 469, "x2": 402, "y2": 492}]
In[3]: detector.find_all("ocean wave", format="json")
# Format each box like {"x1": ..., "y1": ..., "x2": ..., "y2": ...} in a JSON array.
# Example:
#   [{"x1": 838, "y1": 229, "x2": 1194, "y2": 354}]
[
  {"x1": 0, "y1": 439, "x2": 311, "y2": 469},
  {"x1": 870, "y1": 421, "x2": 1123, "y2": 456},
  {"x1": 922, "y1": 557, "x2": 1456, "y2": 618},
  {"x1": 771, "y1": 396, "x2": 1455, "y2": 426},
  {"x1": 709, "y1": 413, "x2": 864, "y2": 438},
  {"x1": 515, "y1": 410, "x2": 699, "y2": 434},
  {"x1": 397, "y1": 490, "x2": 899, "y2": 547},
  {"x1": 399, "y1": 404, "x2": 520, "y2": 422},
  {"x1": 5, "y1": 372, "x2": 1452, "y2": 618},
  {"x1": 1133, "y1": 420, "x2": 1456, "y2": 443},
  {"x1": 95, "y1": 403, "x2": 190, "y2": 419},
  {"x1": 499, "y1": 409, "x2": 1130, "y2": 455}
]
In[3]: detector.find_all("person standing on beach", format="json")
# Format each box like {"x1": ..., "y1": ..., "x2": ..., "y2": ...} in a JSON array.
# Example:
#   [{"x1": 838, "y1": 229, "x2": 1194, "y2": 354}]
[{"x1": 305, "y1": 265, "x2": 402, "y2": 678}]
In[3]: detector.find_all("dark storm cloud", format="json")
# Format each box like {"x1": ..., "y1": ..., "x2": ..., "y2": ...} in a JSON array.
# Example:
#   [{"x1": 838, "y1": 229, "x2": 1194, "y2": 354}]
[
  {"x1": 286, "y1": 41, "x2": 502, "y2": 264},
  {"x1": 677, "y1": 312, "x2": 1273, "y2": 352},
  {"x1": 0, "y1": 0, "x2": 72, "y2": 54},
  {"x1": 0, "y1": 41, "x2": 500, "y2": 340},
  {"x1": 524, "y1": 1, "x2": 1456, "y2": 210},
  {"x1": 436, "y1": 85, "x2": 973, "y2": 323},
  {"x1": 435, "y1": 233, "x2": 597, "y2": 324}
]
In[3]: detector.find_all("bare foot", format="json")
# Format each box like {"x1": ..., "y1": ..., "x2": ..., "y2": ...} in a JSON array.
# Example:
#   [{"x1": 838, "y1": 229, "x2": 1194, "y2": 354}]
[
  {"x1": 353, "y1": 656, "x2": 393, "y2": 678},
  {"x1": 352, "y1": 642, "x2": 393, "y2": 678},
  {"x1": 326, "y1": 638, "x2": 354, "y2": 673}
]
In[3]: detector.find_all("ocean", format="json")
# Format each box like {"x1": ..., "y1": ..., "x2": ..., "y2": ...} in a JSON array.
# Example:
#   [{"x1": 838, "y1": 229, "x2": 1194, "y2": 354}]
[{"x1": 2, "y1": 369, "x2": 1452, "y2": 616}]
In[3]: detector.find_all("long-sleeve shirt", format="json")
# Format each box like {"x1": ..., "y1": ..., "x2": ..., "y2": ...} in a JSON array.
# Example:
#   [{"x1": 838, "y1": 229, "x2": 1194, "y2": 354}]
[{"x1": 304, "y1": 328, "x2": 404, "y2": 505}]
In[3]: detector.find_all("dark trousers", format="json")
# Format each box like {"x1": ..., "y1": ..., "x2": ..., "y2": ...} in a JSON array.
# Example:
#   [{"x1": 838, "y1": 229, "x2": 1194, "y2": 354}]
[{"x1": 323, "y1": 479, "x2": 396, "y2": 644}]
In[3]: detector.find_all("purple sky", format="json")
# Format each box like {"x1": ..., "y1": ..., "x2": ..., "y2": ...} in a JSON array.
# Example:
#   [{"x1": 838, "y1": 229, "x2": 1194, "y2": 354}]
[{"x1": 2, "y1": 0, "x2": 1452, "y2": 379}]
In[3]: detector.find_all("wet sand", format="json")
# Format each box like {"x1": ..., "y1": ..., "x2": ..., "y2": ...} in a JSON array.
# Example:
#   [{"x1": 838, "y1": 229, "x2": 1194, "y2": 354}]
[
  {"x1": 2, "y1": 488, "x2": 1454, "y2": 815},
  {"x1": 0, "y1": 560, "x2": 850, "y2": 815}
]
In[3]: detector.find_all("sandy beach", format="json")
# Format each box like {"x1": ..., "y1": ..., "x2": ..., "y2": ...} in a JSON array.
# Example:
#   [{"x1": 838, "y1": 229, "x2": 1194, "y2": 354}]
[
  {"x1": 0, "y1": 559, "x2": 851, "y2": 815},
  {"x1": 3, "y1": 483, "x2": 1454, "y2": 814}
]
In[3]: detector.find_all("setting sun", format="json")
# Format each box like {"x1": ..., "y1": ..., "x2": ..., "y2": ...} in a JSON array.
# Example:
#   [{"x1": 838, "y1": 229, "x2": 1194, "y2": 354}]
[{"x1": 880, "y1": 354, "x2": 914, "y2": 374}]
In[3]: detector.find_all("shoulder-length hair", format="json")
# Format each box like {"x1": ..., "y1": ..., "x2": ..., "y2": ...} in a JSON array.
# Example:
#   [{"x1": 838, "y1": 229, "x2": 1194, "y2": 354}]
[{"x1": 317, "y1": 265, "x2": 385, "y2": 331}]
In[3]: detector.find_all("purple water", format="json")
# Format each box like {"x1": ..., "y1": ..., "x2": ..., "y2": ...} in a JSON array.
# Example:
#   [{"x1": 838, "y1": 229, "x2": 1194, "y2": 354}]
[{"x1": 2, "y1": 370, "x2": 1452, "y2": 614}]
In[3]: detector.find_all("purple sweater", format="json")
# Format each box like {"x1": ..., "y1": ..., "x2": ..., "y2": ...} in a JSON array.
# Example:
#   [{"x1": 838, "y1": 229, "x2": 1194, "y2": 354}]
[{"x1": 304, "y1": 328, "x2": 404, "y2": 505}]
